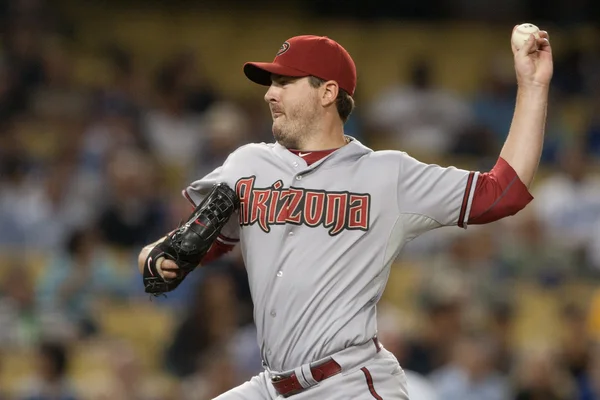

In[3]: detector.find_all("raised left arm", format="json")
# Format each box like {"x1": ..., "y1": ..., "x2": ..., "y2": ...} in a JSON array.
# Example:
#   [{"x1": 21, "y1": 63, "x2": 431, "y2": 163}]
[{"x1": 499, "y1": 26, "x2": 553, "y2": 188}]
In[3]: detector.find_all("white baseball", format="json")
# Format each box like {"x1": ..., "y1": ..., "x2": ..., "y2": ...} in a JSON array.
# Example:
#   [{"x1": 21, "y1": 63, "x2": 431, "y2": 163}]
[{"x1": 512, "y1": 23, "x2": 541, "y2": 50}]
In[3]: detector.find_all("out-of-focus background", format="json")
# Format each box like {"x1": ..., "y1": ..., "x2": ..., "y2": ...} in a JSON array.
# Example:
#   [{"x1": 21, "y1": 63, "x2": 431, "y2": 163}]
[{"x1": 0, "y1": 0, "x2": 600, "y2": 399}]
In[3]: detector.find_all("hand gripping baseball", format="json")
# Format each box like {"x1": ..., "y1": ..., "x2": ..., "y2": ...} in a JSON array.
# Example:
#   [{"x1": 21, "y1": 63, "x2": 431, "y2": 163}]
[
  {"x1": 143, "y1": 183, "x2": 240, "y2": 295},
  {"x1": 511, "y1": 24, "x2": 553, "y2": 88}
]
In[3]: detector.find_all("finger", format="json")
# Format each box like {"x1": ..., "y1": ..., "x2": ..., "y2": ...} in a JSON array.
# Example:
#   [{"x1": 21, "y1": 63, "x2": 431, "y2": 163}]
[
  {"x1": 161, "y1": 259, "x2": 180, "y2": 271},
  {"x1": 538, "y1": 30, "x2": 549, "y2": 39},
  {"x1": 162, "y1": 271, "x2": 179, "y2": 280},
  {"x1": 510, "y1": 26, "x2": 519, "y2": 54},
  {"x1": 537, "y1": 38, "x2": 551, "y2": 51},
  {"x1": 518, "y1": 34, "x2": 538, "y2": 56}
]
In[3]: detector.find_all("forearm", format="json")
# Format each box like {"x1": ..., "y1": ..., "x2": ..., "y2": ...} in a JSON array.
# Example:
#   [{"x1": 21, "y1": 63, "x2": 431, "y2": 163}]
[
  {"x1": 499, "y1": 85, "x2": 549, "y2": 187},
  {"x1": 137, "y1": 233, "x2": 235, "y2": 275}
]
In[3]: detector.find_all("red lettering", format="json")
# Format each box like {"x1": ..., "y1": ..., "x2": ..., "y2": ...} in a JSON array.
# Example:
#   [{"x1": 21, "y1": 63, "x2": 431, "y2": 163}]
[
  {"x1": 268, "y1": 190, "x2": 280, "y2": 225},
  {"x1": 251, "y1": 189, "x2": 271, "y2": 232},
  {"x1": 304, "y1": 191, "x2": 326, "y2": 226},
  {"x1": 286, "y1": 188, "x2": 304, "y2": 224},
  {"x1": 326, "y1": 193, "x2": 348, "y2": 236},
  {"x1": 236, "y1": 177, "x2": 255, "y2": 225},
  {"x1": 235, "y1": 178, "x2": 371, "y2": 235},
  {"x1": 348, "y1": 194, "x2": 370, "y2": 230},
  {"x1": 276, "y1": 189, "x2": 290, "y2": 223}
]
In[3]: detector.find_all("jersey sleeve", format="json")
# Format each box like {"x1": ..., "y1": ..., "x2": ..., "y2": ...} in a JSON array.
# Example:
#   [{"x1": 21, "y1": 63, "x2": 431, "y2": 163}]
[
  {"x1": 182, "y1": 157, "x2": 240, "y2": 245},
  {"x1": 397, "y1": 152, "x2": 479, "y2": 236}
]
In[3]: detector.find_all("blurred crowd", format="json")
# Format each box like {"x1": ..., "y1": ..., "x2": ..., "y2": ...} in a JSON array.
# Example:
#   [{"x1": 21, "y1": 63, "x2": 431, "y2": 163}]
[{"x1": 0, "y1": 0, "x2": 600, "y2": 399}]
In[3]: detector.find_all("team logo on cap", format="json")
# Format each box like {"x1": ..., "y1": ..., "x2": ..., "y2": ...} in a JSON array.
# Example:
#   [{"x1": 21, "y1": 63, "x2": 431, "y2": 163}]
[{"x1": 276, "y1": 41, "x2": 290, "y2": 56}]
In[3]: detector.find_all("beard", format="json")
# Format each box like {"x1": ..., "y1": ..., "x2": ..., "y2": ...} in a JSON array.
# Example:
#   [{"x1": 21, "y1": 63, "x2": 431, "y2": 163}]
[
  {"x1": 272, "y1": 117, "x2": 302, "y2": 149},
  {"x1": 272, "y1": 98, "x2": 320, "y2": 149}
]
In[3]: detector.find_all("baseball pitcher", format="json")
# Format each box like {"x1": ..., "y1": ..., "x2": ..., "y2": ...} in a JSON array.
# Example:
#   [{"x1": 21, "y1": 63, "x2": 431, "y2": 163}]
[{"x1": 138, "y1": 26, "x2": 553, "y2": 399}]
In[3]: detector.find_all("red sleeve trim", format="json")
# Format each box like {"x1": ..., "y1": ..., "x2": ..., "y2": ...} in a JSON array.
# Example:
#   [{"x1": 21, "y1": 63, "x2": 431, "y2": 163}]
[
  {"x1": 468, "y1": 157, "x2": 533, "y2": 225},
  {"x1": 182, "y1": 189, "x2": 196, "y2": 207},
  {"x1": 458, "y1": 172, "x2": 475, "y2": 228},
  {"x1": 217, "y1": 233, "x2": 240, "y2": 244},
  {"x1": 202, "y1": 240, "x2": 235, "y2": 265}
]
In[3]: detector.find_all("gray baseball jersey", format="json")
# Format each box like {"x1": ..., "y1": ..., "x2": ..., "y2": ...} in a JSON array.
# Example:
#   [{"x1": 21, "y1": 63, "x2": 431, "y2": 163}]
[{"x1": 184, "y1": 137, "x2": 478, "y2": 373}]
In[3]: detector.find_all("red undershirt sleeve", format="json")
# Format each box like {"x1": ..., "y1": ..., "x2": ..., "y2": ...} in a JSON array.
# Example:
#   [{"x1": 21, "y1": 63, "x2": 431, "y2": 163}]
[{"x1": 467, "y1": 157, "x2": 534, "y2": 225}]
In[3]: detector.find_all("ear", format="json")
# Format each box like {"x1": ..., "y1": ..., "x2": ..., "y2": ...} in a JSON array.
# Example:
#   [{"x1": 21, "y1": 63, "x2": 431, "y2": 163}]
[{"x1": 320, "y1": 81, "x2": 339, "y2": 107}]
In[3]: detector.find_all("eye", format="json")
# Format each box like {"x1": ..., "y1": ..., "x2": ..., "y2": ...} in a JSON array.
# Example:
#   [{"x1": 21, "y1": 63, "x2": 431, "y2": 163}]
[{"x1": 273, "y1": 76, "x2": 296, "y2": 86}]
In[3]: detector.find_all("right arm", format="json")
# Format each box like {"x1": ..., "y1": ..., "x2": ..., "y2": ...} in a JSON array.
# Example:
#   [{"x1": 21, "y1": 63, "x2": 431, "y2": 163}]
[
  {"x1": 137, "y1": 233, "x2": 236, "y2": 279},
  {"x1": 138, "y1": 153, "x2": 241, "y2": 281}
]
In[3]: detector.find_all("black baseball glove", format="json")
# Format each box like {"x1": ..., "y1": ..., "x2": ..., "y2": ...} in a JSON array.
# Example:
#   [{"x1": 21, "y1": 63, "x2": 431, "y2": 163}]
[{"x1": 143, "y1": 183, "x2": 239, "y2": 296}]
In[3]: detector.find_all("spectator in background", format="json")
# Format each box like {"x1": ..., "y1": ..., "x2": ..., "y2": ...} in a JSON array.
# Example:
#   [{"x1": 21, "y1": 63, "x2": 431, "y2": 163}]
[
  {"x1": 500, "y1": 208, "x2": 578, "y2": 285},
  {"x1": 164, "y1": 265, "x2": 261, "y2": 382},
  {"x1": 578, "y1": 344, "x2": 600, "y2": 400},
  {"x1": 36, "y1": 227, "x2": 128, "y2": 340},
  {"x1": 404, "y1": 369, "x2": 439, "y2": 400},
  {"x1": 487, "y1": 300, "x2": 517, "y2": 375},
  {"x1": 0, "y1": 16, "x2": 46, "y2": 117},
  {"x1": 96, "y1": 44, "x2": 146, "y2": 116},
  {"x1": 551, "y1": 46, "x2": 586, "y2": 98},
  {"x1": 0, "y1": 126, "x2": 101, "y2": 250},
  {"x1": 557, "y1": 303, "x2": 594, "y2": 396},
  {"x1": 180, "y1": 346, "x2": 239, "y2": 400},
  {"x1": 512, "y1": 346, "x2": 577, "y2": 400},
  {"x1": 81, "y1": 46, "x2": 147, "y2": 180},
  {"x1": 429, "y1": 333, "x2": 509, "y2": 400},
  {"x1": 584, "y1": 91, "x2": 600, "y2": 158},
  {"x1": 376, "y1": 301, "x2": 412, "y2": 362},
  {"x1": 532, "y1": 144, "x2": 600, "y2": 274},
  {"x1": 400, "y1": 288, "x2": 465, "y2": 376},
  {"x1": 195, "y1": 101, "x2": 250, "y2": 178},
  {"x1": 0, "y1": 262, "x2": 40, "y2": 349},
  {"x1": 163, "y1": 268, "x2": 241, "y2": 379},
  {"x1": 90, "y1": 340, "x2": 163, "y2": 400},
  {"x1": 365, "y1": 56, "x2": 474, "y2": 156},
  {"x1": 0, "y1": 351, "x2": 5, "y2": 400},
  {"x1": 468, "y1": 55, "x2": 517, "y2": 154},
  {"x1": 30, "y1": 36, "x2": 92, "y2": 121},
  {"x1": 168, "y1": 50, "x2": 219, "y2": 115},
  {"x1": 97, "y1": 147, "x2": 168, "y2": 250},
  {"x1": 0, "y1": 144, "x2": 32, "y2": 246},
  {"x1": 421, "y1": 226, "x2": 507, "y2": 327},
  {"x1": 469, "y1": 55, "x2": 568, "y2": 165},
  {"x1": 16, "y1": 340, "x2": 80, "y2": 400},
  {"x1": 142, "y1": 54, "x2": 208, "y2": 181}
]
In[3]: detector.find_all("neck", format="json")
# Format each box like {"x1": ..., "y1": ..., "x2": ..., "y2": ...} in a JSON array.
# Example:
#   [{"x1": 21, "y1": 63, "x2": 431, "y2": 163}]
[{"x1": 295, "y1": 121, "x2": 347, "y2": 151}]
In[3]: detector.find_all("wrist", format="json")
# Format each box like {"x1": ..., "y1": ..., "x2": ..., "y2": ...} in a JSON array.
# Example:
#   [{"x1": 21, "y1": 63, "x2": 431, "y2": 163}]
[
  {"x1": 517, "y1": 82, "x2": 550, "y2": 95},
  {"x1": 516, "y1": 84, "x2": 549, "y2": 104}
]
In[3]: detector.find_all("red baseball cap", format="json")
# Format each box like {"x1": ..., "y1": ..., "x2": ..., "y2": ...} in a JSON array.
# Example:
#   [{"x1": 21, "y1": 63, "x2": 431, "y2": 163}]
[{"x1": 243, "y1": 35, "x2": 357, "y2": 96}]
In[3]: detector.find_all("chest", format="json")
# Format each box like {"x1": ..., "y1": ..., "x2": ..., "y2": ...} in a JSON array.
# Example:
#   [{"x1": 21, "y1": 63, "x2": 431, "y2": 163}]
[{"x1": 233, "y1": 166, "x2": 385, "y2": 237}]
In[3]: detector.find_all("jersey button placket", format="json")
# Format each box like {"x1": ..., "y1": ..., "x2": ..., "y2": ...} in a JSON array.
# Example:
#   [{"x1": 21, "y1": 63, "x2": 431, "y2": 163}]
[{"x1": 270, "y1": 309, "x2": 277, "y2": 317}]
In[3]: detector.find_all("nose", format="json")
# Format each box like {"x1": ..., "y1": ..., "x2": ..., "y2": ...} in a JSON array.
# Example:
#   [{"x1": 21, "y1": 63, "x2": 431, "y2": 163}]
[{"x1": 264, "y1": 84, "x2": 278, "y2": 104}]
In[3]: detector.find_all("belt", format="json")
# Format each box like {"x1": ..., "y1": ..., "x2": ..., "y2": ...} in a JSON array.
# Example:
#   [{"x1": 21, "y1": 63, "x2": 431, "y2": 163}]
[
  {"x1": 270, "y1": 337, "x2": 381, "y2": 398},
  {"x1": 271, "y1": 359, "x2": 342, "y2": 398}
]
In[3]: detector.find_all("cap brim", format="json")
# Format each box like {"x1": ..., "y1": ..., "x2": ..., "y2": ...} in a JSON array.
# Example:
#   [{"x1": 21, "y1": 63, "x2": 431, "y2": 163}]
[{"x1": 243, "y1": 62, "x2": 309, "y2": 87}]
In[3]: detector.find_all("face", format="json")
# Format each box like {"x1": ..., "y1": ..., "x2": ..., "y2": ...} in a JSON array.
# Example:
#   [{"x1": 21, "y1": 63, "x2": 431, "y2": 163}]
[{"x1": 264, "y1": 75, "x2": 321, "y2": 149}]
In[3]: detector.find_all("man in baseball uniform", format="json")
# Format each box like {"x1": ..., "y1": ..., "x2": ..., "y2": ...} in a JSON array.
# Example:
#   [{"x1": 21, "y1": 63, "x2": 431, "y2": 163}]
[{"x1": 138, "y1": 27, "x2": 553, "y2": 399}]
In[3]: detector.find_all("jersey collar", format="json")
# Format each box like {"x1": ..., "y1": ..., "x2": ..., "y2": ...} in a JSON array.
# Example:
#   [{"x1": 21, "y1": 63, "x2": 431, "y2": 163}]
[{"x1": 273, "y1": 136, "x2": 371, "y2": 170}]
